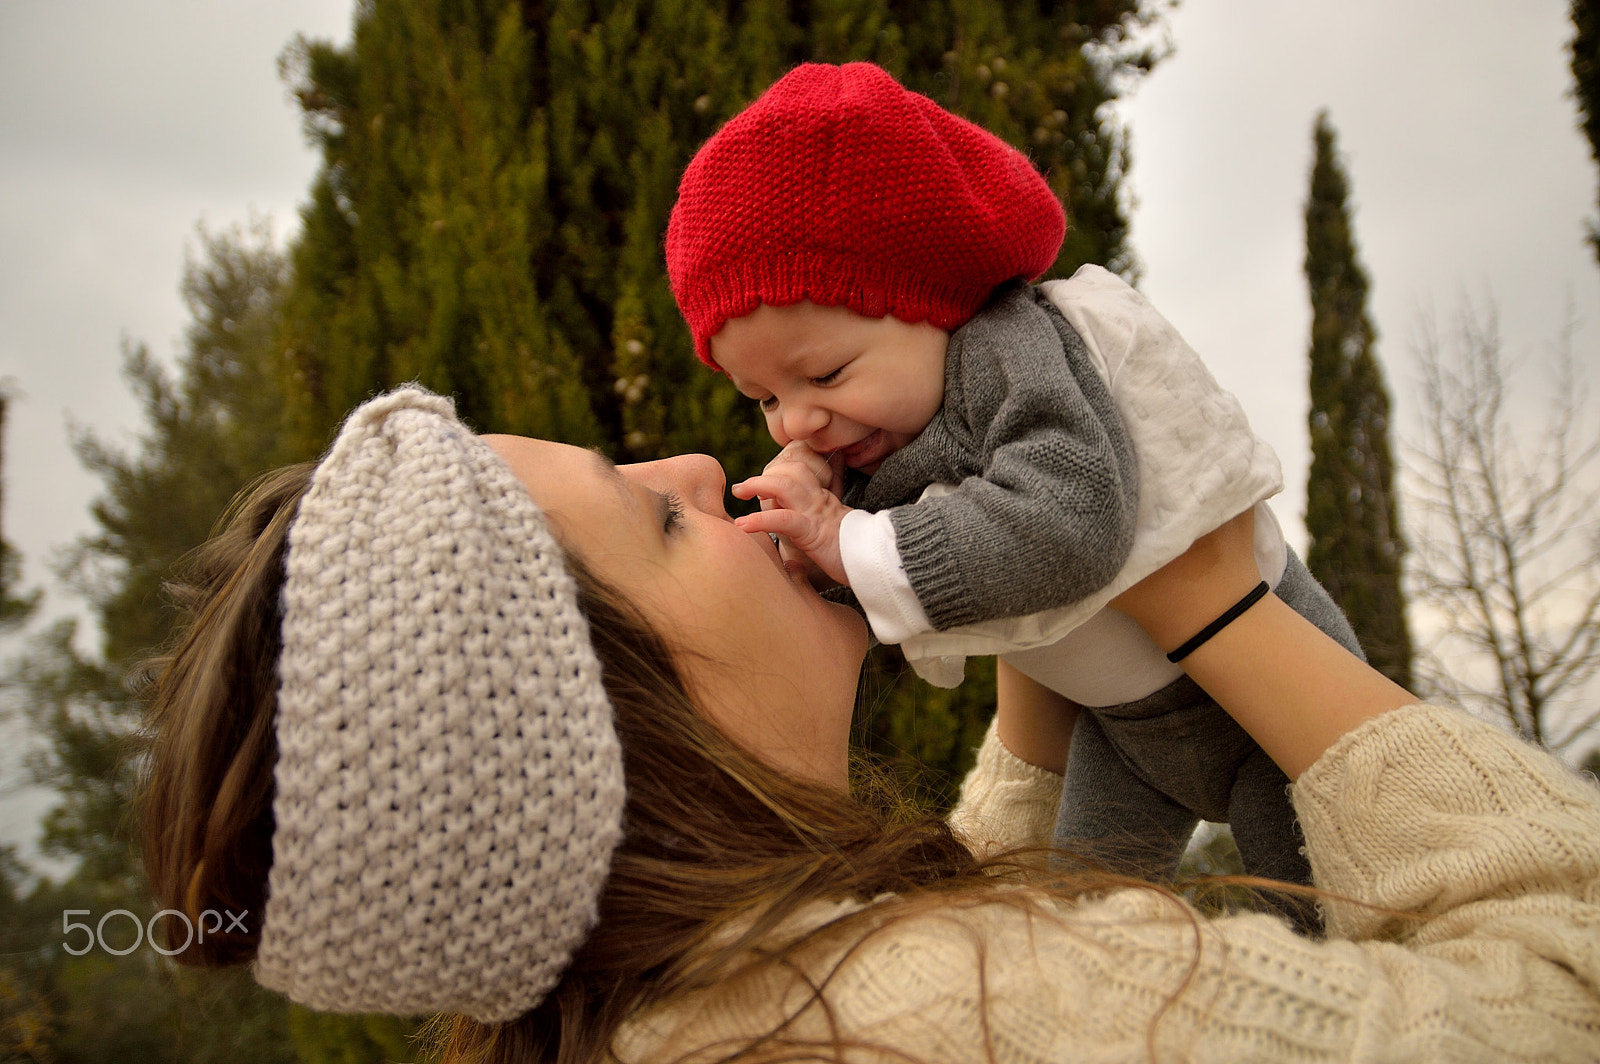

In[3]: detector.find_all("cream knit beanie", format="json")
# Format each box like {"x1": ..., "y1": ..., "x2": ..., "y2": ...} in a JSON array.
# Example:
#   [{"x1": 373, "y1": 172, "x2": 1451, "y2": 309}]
[{"x1": 255, "y1": 386, "x2": 625, "y2": 1024}]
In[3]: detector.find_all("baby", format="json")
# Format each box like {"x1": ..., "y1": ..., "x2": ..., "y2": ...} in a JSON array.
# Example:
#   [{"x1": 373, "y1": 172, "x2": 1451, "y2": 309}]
[{"x1": 666, "y1": 62, "x2": 1363, "y2": 914}]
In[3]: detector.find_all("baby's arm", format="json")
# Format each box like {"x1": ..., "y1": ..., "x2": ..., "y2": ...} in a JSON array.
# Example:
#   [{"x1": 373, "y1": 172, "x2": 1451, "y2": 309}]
[
  {"x1": 733, "y1": 442, "x2": 851, "y2": 586},
  {"x1": 870, "y1": 287, "x2": 1138, "y2": 632}
]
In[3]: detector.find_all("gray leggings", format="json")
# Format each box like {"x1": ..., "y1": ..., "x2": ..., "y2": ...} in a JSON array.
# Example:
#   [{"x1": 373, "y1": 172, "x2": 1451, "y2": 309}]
[{"x1": 1051, "y1": 550, "x2": 1363, "y2": 930}]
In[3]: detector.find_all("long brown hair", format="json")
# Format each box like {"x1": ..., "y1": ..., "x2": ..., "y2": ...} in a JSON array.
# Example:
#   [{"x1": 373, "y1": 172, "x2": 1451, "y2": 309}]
[
  {"x1": 141, "y1": 461, "x2": 314, "y2": 967},
  {"x1": 139, "y1": 458, "x2": 1008, "y2": 1062}
]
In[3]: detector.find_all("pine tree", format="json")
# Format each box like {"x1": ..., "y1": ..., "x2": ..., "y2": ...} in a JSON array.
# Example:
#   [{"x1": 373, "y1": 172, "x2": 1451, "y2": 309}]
[
  {"x1": 273, "y1": 0, "x2": 1167, "y2": 804},
  {"x1": 9, "y1": 223, "x2": 421, "y2": 1062},
  {"x1": 1303, "y1": 112, "x2": 1413, "y2": 688},
  {"x1": 0, "y1": 390, "x2": 39, "y2": 632},
  {"x1": 274, "y1": 0, "x2": 1165, "y2": 465},
  {"x1": 1570, "y1": 0, "x2": 1600, "y2": 263},
  {"x1": 16, "y1": 221, "x2": 294, "y2": 889}
]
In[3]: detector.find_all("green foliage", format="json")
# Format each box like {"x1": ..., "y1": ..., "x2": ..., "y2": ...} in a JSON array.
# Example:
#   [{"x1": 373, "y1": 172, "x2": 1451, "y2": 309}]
[
  {"x1": 0, "y1": 848, "x2": 301, "y2": 1064},
  {"x1": 1570, "y1": 0, "x2": 1600, "y2": 261},
  {"x1": 852, "y1": 653, "x2": 996, "y2": 811},
  {"x1": 19, "y1": 219, "x2": 297, "y2": 881},
  {"x1": 1173, "y1": 823, "x2": 1253, "y2": 917},
  {"x1": 6, "y1": 4, "x2": 1169, "y2": 1054},
  {"x1": 1303, "y1": 112, "x2": 1413, "y2": 689},
  {"x1": 273, "y1": 0, "x2": 1164, "y2": 466},
  {"x1": 14, "y1": 620, "x2": 142, "y2": 887},
  {"x1": 0, "y1": 848, "x2": 60, "y2": 1062},
  {"x1": 5, "y1": 222, "x2": 303, "y2": 1059},
  {"x1": 0, "y1": 391, "x2": 41, "y2": 632},
  {"x1": 286, "y1": 1008, "x2": 421, "y2": 1064},
  {"x1": 0, "y1": 544, "x2": 38, "y2": 636},
  {"x1": 0, "y1": 819, "x2": 413, "y2": 1061},
  {"x1": 68, "y1": 219, "x2": 299, "y2": 671},
  {"x1": 275, "y1": 0, "x2": 1167, "y2": 804}
]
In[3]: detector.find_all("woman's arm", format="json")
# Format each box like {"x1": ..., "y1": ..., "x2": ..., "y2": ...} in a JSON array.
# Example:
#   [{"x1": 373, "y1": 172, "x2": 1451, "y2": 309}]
[
  {"x1": 948, "y1": 662, "x2": 1075, "y2": 853},
  {"x1": 1110, "y1": 509, "x2": 1414, "y2": 779},
  {"x1": 994, "y1": 659, "x2": 1079, "y2": 776},
  {"x1": 640, "y1": 512, "x2": 1600, "y2": 1062}
]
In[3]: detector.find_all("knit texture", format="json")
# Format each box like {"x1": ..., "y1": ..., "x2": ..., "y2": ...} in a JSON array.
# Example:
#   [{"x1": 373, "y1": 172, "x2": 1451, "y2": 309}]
[
  {"x1": 847, "y1": 282, "x2": 1137, "y2": 634},
  {"x1": 616, "y1": 704, "x2": 1600, "y2": 1062},
  {"x1": 666, "y1": 62, "x2": 1066, "y2": 366},
  {"x1": 848, "y1": 266, "x2": 1286, "y2": 680},
  {"x1": 256, "y1": 387, "x2": 625, "y2": 1024}
]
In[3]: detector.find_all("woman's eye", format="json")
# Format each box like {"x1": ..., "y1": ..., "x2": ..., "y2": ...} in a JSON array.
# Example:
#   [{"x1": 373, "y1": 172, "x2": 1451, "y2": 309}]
[{"x1": 662, "y1": 490, "x2": 687, "y2": 534}]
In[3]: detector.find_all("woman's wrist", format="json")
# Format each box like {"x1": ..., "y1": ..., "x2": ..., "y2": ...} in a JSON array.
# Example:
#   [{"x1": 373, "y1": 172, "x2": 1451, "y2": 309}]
[
  {"x1": 1169, "y1": 595, "x2": 1416, "y2": 780},
  {"x1": 1110, "y1": 511, "x2": 1264, "y2": 654},
  {"x1": 1165, "y1": 580, "x2": 1271, "y2": 662},
  {"x1": 1106, "y1": 511, "x2": 1415, "y2": 780}
]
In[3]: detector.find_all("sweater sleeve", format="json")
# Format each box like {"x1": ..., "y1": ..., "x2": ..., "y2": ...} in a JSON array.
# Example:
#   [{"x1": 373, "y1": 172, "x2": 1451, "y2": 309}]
[
  {"x1": 881, "y1": 285, "x2": 1140, "y2": 631},
  {"x1": 946, "y1": 717, "x2": 1064, "y2": 856},
  {"x1": 616, "y1": 703, "x2": 1600, "y2": 1063}
]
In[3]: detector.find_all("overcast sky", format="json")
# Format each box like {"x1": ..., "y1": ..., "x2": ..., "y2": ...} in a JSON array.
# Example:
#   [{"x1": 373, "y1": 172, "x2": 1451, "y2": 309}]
[{"x1": 2, "y1": 1, "x2": 1596, "y2": 861}]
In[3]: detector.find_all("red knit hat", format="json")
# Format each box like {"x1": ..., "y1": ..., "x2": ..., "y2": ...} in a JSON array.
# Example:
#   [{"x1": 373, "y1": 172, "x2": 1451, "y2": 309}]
[{"x1": 666, "y1": 62, "x2": 1067, "y2": 368}]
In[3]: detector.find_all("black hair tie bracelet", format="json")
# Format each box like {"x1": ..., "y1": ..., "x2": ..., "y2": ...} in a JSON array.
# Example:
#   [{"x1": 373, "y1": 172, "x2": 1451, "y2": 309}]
[{"x1": 1165, "y1": 581, "x2": 1271, "y2": 664}]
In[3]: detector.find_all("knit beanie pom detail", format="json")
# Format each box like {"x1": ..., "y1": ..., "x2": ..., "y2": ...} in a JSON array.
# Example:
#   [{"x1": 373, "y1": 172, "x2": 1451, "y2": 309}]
[
  {"x1": 256, "y1": 386, "x2": 625, "y2": 1024},
  {"x1": 667, "y1": 62, "x2": 1066, "y2": 368}
]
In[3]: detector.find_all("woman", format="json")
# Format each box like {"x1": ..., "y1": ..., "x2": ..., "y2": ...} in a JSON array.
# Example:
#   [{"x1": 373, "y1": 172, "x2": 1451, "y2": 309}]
[{"x1": 141, "y1": 387, "x2": 1600, "y2": 1062}]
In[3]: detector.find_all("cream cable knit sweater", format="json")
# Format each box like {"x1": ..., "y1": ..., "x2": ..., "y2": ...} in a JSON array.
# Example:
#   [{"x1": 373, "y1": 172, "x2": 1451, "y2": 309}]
[{"x1": 611, "y1": 703, "x2": 1600, "y2": 1062}]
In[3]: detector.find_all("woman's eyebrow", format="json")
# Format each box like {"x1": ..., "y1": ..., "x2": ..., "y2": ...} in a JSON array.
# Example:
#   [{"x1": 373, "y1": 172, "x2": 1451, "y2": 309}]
[
  {"x1": 587, "y1": 448, "x2": 658, "y2": 524},
  {"x1": 587, "y1": 448, "x2": 633, "y2": 504},
  {"x1": 587, "y1": 447, "x2": 621, "y2": 479}
]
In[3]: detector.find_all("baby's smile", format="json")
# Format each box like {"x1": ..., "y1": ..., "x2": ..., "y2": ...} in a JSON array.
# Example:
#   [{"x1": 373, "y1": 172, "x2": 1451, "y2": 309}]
[{"x1": 834, "y1": 429, "x2": 900, "y2": 473}]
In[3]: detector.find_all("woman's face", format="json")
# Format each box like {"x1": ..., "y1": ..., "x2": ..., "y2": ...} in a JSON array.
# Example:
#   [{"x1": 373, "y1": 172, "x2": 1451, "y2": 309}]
[{"x1": 485, "y1": 436, "x2": 868, "y2": 790}]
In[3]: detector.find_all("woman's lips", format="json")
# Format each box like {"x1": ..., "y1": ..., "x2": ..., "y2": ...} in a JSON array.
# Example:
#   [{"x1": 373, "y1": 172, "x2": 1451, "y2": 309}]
[
  {"x1": 755, "y1": 530, "x2": 786, "y2": 574},
  {"x1": 754, "y1": 530, "x2": 820, "y2": 589}
]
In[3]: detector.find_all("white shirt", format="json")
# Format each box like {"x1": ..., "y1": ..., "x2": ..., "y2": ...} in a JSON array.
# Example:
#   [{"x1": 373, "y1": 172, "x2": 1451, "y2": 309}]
[{"x1": 839, "y1": 265, "x2": 1286, "y2": 700}]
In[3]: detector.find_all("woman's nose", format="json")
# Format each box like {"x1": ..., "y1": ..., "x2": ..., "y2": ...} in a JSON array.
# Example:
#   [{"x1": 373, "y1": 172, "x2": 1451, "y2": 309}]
[{"x1": 619, "y1": 453, "x2": 728, "y2": 517}]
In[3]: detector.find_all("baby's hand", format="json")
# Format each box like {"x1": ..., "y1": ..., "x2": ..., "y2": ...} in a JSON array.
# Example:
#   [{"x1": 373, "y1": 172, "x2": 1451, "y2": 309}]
[{"x1": 733, "y1": 442, "x2": 852, "y2": 587}]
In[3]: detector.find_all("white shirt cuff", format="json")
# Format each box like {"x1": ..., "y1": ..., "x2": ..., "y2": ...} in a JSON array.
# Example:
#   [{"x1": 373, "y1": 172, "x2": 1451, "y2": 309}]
[{"x1": 838, "y1": 509, "x2": 935, "y2": 645}]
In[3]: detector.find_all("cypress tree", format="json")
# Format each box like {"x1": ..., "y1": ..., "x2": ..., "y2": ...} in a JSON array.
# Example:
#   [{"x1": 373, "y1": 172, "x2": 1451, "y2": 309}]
[
  {"x1": 1303, "y1": 112, "x2": 1413, "y2": 688},
  {"x1": 1571, "y1": 0, "x2": 1600, "y2": 263},
  {"x1": 275, "y1": 0, "x2": 1164, "y2": 463},
  {"x1": 273, "y1": 0, "x2": 1166, "y2": 804},
  {"x1": 0, "y1": 390, "x2": 40, "y2": 632}
]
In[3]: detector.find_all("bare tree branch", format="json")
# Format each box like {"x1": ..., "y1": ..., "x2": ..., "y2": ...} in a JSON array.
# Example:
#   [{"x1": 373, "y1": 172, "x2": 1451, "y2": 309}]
[{"x1": 1404, "y1": 299, "x2": 1600, "y2": 753}]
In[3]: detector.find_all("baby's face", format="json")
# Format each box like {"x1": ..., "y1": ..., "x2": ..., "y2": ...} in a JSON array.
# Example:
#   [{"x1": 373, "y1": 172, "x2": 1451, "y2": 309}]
[{"x1": 711, "y1": 302, "x2": 948, "y2": 474}]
